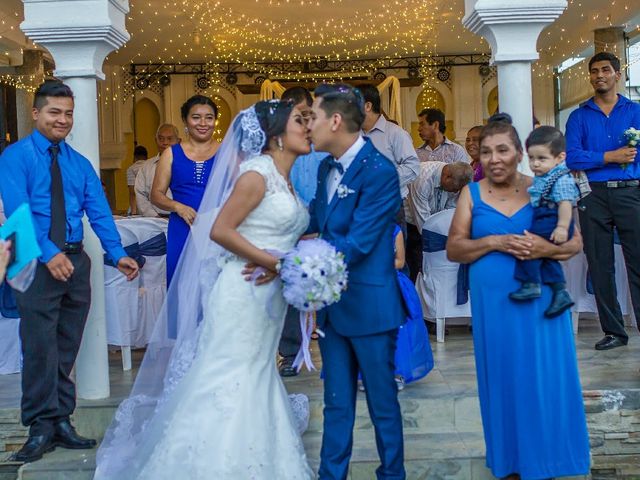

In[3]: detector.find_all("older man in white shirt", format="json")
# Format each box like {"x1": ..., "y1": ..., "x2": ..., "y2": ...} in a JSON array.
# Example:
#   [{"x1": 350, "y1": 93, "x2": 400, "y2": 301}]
[
  {"x1": 405, "y1": 161, "x2": 473, "y2": 281},
  {"x1": 134, "y1": 124, "x2": 179, "y2": 217},
  {"x1": 360, "y1": 84, "x2": 420, "y2": 200}
]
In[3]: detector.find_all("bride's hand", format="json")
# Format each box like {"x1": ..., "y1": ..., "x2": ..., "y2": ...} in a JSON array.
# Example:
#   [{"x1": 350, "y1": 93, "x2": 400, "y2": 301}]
[{"x1": 242, "y1": 262, "x2": 278, "y2": 285}]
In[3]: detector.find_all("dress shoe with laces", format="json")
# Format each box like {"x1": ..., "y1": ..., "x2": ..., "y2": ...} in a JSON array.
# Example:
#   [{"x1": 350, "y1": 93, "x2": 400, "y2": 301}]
[
  {"x1": 11, "y1": 435, "x2": 55, "y2": 463},
  {"x1": 278, "y1": 357, "x2": 299, "y2": 377},
  {"x1": 53, "y1": 420, "x2": 97, "y2": 449},
  {"x1": 544, "y1": 289, "x2": 575, "y2": 318},
  {"x1": 595, "y1": 335, "x2": 627, "y2": 351},
  {"x1": 509, "y1": 283, "x2": 542, "y2": 301}
]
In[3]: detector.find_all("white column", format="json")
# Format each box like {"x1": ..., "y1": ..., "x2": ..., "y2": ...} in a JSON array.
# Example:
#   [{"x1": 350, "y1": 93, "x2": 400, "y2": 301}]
[
  {"x1": 496, "y1": 62, "x2": 533, "y2": 151},
  {"x1": 21, "y1": 0, "x2": 130, "y2": 400},
  {"x1": 463, "y1": 1, "x2": 567, "y2": 174}
]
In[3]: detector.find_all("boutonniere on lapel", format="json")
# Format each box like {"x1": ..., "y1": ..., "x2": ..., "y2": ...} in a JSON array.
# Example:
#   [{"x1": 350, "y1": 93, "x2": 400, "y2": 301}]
[{"x1": 336, "y1": 184, "x2": 356, "y2": 199}]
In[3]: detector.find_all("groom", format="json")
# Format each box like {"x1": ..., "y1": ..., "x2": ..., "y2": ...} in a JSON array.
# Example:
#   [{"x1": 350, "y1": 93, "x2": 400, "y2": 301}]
[{"x1": 307, "y1": 84, "x2": 406, "y2": 480}]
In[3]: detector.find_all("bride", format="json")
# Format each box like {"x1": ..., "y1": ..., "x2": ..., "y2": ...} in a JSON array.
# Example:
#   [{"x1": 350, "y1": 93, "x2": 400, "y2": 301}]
[{"x1": 94, "y1": 100, "x2": 315, "y2": 479}]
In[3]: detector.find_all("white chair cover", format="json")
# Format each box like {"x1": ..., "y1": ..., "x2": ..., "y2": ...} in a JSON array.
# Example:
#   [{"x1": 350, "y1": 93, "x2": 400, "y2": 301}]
[
  {"x1": 563, "y1": 246, "x2": 633, "y2": 320},
  {"x1": 105, "y1": 225, "x2": 141, "y2": 347},
  {"x1": 416, "y1": 209, "x2": 471, "y2": 326},
  {"x1": 116, "y1": 217, "x2": 168, "y2": 347},
  {"x1": 0, "y1": 313, "x2": 21, "y2": 374}
]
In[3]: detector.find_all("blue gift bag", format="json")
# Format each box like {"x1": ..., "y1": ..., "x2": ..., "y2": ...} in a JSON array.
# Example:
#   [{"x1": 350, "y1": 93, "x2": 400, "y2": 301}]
[{"x1": 394, "y1": 270, "x2": 434, "y2": 383}]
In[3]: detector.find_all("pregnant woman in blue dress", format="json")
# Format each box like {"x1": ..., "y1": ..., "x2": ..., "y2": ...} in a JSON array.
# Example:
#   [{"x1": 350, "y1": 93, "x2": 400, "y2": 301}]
[
  {"x1": 151, "y1": 95, "x2": 220, "y2": 285},
  {"x1": 447, "y1": 117, "x2": 590, "y2": 479}
]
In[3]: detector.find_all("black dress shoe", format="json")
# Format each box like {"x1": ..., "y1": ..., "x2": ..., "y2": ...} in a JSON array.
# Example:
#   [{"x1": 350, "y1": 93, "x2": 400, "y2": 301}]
[
  {"x1": 278, "y1": 357, "x2": 299, "y2": 377},
  {"x1": 509, "y1": 283, "x2": 542, "y2": 301},
  {"x1": 544, "y1": 289, "x2": 574, "y2": 318},
  {"x1": 595, "y1": 335, "x2": 627, "y2": 351},
  {"x1": 53, "y1": 420, "x2": 97, "y2": 449},
  {"x1": 11, "y1": 435, "x2": 55, "y2": 463}
]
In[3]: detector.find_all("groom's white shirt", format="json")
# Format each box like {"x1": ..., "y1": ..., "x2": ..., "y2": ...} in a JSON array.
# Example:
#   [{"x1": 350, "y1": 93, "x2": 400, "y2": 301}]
[{"x1": 326, "y1": 135, "x2": 366, "y2": 202}]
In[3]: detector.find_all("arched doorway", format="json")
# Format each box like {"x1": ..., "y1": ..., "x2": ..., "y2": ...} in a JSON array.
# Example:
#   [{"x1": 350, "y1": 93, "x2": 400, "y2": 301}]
[{"x1": 411, "y1": 86, "x2": 450, "y2": 146}]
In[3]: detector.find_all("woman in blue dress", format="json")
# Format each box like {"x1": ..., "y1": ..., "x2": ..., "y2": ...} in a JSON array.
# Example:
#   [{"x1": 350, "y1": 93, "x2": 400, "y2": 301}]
[
  {"x1": 151, "y1": 95, "x2": 220, "y2": 285},
  {"x1": 446, "y1": 117, "x2": 590, "y2": 479}
]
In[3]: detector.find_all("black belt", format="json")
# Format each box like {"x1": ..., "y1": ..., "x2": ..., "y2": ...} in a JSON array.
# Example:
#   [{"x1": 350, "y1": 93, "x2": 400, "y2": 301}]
[
  {"x1": 591, "y1": 180, "x2": 640, "y2": 189},
  {"x1": 63, "y1": 242, "x2": 83, "y2": 254}
]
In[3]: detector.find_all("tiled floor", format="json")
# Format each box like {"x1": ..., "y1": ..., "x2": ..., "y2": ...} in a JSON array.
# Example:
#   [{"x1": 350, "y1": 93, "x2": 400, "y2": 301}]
[{"x1": 1, "y1": 316, "x2": 638, "y2": 410}]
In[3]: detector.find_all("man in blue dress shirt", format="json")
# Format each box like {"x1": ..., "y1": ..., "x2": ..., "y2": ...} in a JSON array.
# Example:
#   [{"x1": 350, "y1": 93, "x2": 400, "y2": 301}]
[
  {"x1": 566, "y1": 52, "x2": 640, "y2": 351},
  {"x1": 0, "y1": 81, "x2": 139, "y2": 463}
]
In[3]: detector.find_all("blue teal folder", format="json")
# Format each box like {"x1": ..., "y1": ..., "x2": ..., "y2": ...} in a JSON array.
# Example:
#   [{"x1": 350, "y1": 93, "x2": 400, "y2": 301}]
[{"x1": 0, "y1": 203, "x2": 42, "y2": 280}]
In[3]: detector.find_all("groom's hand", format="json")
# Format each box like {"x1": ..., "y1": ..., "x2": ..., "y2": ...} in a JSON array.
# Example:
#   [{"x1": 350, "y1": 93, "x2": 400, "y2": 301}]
[{"x1": 242, "y1": 262, "x2": 278, "y2": 285}]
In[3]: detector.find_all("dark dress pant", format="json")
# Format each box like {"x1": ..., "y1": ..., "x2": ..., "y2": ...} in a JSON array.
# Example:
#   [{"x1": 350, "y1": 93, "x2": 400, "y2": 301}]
[
  {"x1": 405, "y1": 222, "x2": 423, "y2": 283},
  {"x1": 318, "y1": 321, "x2": 405, "y2": 480},
  {"x1": 514, "y1": 206, "x2": 573, "y2": 285},
  {"x1": 278, "y1": 305, "x2": 302, "y2": 359},
  {"x1": 579, "y1": 184, "x2": 640, "y2": 341},
  {"x1": 14, "y1": 252, "x2": 91, "y2": 436}
]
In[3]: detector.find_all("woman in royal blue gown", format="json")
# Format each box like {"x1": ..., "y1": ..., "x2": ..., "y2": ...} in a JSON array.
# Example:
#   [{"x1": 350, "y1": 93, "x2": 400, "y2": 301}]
[
  {"x1": 446, "y1": 116, "x2": 590, "y2": 479},
  {"x1": 151, "y1": 95, "x2": 220, "y2": 285}
]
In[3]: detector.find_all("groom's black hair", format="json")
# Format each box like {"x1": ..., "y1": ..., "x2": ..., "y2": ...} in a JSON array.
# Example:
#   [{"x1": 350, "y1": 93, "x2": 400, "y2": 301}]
[{"x1": 314, "y1": 83, "x2": 365, "y2": 133}]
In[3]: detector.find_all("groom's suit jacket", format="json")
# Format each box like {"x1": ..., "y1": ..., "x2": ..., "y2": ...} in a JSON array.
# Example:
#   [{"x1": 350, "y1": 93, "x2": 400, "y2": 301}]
[{"x1": 308, "y1": 138, "x2": 406, "y2": 337}]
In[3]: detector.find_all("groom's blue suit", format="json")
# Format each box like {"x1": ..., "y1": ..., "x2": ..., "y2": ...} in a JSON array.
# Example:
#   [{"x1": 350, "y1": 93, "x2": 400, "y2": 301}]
[{"x1": 308, "y1": 138, "x2": 406, "y2": 480}]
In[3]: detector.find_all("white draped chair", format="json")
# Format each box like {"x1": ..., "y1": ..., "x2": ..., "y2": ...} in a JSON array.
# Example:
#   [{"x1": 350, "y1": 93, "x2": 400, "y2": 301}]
[
  {"x1": 0, "y1": 313, "x2": 21, "y2": 375},
  {"x1": 122, "y1": 217, "x2": 167, "y2": 347},
  {"x1": 415, "y1": 208, "x2": 471, "y2": 343},
  {"x1": 104, "y1": 217, "x2": 168, "y2": 370},
  {"x1": 104, "y1": 224, "x2": 140, "y2": 370}
]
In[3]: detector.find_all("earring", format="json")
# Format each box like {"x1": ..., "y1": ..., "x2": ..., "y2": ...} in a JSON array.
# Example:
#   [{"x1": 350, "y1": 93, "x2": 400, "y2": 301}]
[
  {"x1": 277, "y1": 137, "x2": 284, "y2": 151},
  {"x1": 184, "y1": 127, "x2": 189, "y2": 135}
]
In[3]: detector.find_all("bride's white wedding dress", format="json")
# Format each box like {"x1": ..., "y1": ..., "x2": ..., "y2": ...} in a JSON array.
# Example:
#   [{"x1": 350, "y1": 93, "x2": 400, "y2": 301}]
[{"x1": 115, "y1": 155, "x2": 314, "y2": 479}]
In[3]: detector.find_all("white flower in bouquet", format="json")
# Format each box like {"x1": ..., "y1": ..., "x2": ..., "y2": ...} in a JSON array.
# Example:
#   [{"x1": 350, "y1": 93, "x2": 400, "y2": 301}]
[{"x1": 280, "y1": 238, "x2": 348, "y2": 312}]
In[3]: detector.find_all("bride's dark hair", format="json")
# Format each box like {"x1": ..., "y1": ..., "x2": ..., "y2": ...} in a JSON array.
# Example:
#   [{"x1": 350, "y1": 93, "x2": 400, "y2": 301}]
[{"x1": 254, "y1": 99, "x2": 295, "y2": 151}]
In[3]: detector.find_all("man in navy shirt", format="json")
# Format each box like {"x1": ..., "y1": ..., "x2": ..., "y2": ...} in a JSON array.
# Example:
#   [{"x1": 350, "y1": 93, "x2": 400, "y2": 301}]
[
  {"x1": 566, "y1": 52, "x2": 640, "y2": 351},
  {"x1": 0, "y1": 81, "x2": 139, "y2": 462}
]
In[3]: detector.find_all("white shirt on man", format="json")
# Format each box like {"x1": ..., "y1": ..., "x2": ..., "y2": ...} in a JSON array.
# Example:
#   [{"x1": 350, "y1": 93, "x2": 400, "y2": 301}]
[
  {"x1": 134, "y1": 155, "x2": 172, "y2": 217},
  {"x1": 407, "y1": 161, "x2": 459, "y2": 231},
  {"x1": 327, "y1": 136, "x2": 366, "y2": 203}
]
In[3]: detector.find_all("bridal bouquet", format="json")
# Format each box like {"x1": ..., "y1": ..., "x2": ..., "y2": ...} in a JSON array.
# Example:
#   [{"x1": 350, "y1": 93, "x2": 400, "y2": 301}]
[
  {"x1": 622, "y1": 127, "x2": 640, "y2": 169},
  {"x1": 279, "y1": 238, "x2": 348, "y2": 371},
  {"x1": 280, "y1": 238, "x2": 348, "y2": 312}
]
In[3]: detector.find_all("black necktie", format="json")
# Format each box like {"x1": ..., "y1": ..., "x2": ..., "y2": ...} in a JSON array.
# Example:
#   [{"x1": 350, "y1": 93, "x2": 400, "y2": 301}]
[
  {"x1": 49, "y1": 144, "x2": 66, "y2": 250},
  {"x1": 327, "y1": 157, "x2": 344, "y2": 175}
]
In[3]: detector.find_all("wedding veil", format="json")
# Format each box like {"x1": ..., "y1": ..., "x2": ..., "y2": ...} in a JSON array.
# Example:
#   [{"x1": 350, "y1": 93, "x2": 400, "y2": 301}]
[{"x1": 95, "y1": 105, "x2": 283, "y2": 478}]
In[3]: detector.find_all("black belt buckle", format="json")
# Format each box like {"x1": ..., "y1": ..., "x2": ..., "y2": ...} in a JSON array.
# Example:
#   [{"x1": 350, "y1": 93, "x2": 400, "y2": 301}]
[{"x1": 63, "y1": 242, "x2": 83, "y2": 255}]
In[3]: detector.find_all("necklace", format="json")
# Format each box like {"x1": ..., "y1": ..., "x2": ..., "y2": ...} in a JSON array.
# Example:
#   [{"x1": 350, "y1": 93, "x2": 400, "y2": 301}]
[{"x1": 487, "y1": 174, "x2": 522, "y2": 201}]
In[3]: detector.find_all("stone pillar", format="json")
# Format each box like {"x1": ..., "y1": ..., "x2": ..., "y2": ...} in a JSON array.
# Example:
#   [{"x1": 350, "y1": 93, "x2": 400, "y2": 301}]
[
  {"x1": 594, "y1": 27, "x2": 628, "y2": 93},
  {"x1": 21, "y1": 0, "x2": 130, "y2": 400},
  {"x1": 463, "y1": 1, "x2": 567, "y2": 174}
]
